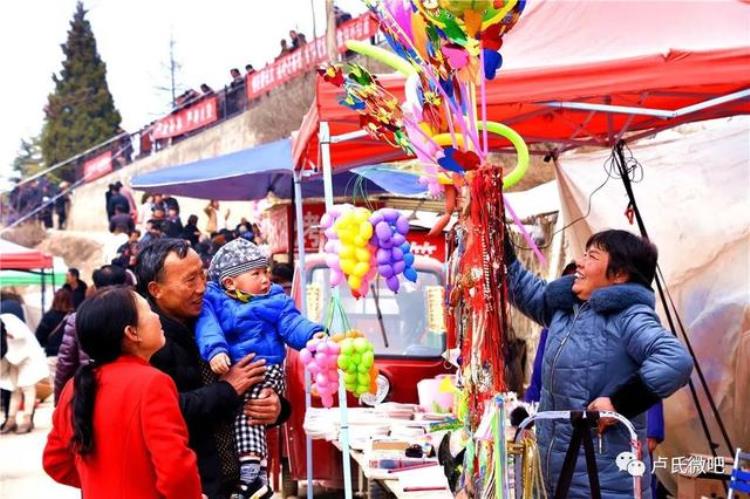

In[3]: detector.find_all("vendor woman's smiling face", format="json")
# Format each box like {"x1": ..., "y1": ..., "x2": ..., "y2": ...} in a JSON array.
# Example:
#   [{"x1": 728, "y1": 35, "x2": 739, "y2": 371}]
[{"x1": 571, "y1": 245, "x2": 626, "y2": 300}]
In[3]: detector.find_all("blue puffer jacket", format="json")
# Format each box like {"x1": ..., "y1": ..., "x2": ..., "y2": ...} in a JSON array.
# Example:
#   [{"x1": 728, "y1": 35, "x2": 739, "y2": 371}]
[
  {"x1": 507, "y1": 260, "x2": 693, "y2": 499},
  {"x1": 196, "y1": 282, "x2": 323, "y2": 365}
]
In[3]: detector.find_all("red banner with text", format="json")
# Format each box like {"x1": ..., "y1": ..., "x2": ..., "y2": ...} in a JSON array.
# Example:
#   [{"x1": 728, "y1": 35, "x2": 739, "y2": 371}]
[
  {"x1": 152, "y1": 96, "x2": 218, "y2": 140},
  {"x1": 83, "y1": 150, "x2": 112, "y2": 182},
  {"x1": 246, "y1": 14, "x2": 379, "y2": 99}
]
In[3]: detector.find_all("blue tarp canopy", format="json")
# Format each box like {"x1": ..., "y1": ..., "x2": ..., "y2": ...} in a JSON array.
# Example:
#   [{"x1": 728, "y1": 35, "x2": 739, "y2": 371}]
[{"x1": 130, "y1": 138, "x2": 426, "y2": 201}]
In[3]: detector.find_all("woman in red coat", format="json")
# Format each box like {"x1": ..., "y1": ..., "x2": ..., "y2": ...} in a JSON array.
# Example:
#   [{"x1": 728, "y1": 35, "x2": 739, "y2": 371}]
[{"x1": 43, "y1": 286, "x2": 202, "y2": 498}]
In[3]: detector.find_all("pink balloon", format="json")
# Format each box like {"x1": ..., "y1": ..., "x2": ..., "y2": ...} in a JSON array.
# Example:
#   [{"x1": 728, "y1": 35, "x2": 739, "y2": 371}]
[
  {"x1": 330, "y1": 269, "x2": 345, "y2": 286},
  {"x1": 324, "y1": 240, "x2": 337, "y2": 253},
  {"x1": 320, "y1": 213, "x2": 333, "y2": 229},
  {"x1": 308, "y1": 361, "x2": 320, "y2": 374},
  {"x1": 300, "y1": 349, "x2": 313, "y2": 365},
  {"x1": 315, "y1": 372, "x2": 328, "y2": 385},
  {"x1": 324, "y1": 227, "x2": 338, "y2": 240},
  {"x1": 328, "y1": 342, "x2": 340, "y2": 355},
  {"x1": 325, "y1": 254, "x2": 341, "y2": 270},
  {"x1": 315, "y1": 352, "x2": 327, "y2": 364},
  {"x1": 321, "y1": 393, "x2": 334, "y2": 408}
]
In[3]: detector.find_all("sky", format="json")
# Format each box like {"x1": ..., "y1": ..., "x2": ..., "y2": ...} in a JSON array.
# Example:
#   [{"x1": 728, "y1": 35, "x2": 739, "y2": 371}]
[{"x1": 0, "y1": 0, "x2": 366, "y2": 186}]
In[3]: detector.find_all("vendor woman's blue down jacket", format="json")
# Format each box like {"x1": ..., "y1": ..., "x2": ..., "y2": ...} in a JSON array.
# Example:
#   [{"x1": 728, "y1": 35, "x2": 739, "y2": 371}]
[
  {"x1": 507, "y1": 260, "x2": 692, "y2": 499},
  {"x1": 196, "y1": 282, "x2": 323, "y2": 365}
]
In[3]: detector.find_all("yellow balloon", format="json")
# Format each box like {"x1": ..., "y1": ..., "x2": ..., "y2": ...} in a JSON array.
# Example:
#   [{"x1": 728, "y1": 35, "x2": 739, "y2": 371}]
[
  {"x1": 355, "y1": 247, "x2": 371, "y2": 263},
  {"x1": 353, "y1": 262, "x2": 370, "y2": 278},
  {"x1": 354, "y1": 208, "x2": 371, "y2": 223},
  {"x1": 359, "y1": 221, "x2": 373, "y2": 240},
  {"x1": 354, "y1": 236, "x2": 367, "y2": 247},
  {"x1": 339, "y1": 245, "x2": 355, "y2": 260},
  {"x1": 340, "y1": 259, "x2": 355, "y2": 275},
  {"x1": 348, "y1": 275, "x2": 362, "y2": 290}
]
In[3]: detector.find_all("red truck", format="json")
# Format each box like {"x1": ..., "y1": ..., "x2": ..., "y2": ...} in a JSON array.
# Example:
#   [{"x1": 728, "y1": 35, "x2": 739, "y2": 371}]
[{"x1": 271, "y1": 252, "x2": 453, "y2": 495}]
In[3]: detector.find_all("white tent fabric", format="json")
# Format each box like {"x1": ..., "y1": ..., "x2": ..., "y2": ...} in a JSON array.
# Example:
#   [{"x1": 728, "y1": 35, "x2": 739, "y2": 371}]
[{"x1": 555, "y1": 117, "x2": 749, "y2": 467}]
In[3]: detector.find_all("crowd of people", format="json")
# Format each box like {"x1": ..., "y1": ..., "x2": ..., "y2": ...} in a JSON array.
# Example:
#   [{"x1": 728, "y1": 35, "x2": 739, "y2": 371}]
[{"x1": 4, "y1": 178, "x2": 71, "y2": 229}]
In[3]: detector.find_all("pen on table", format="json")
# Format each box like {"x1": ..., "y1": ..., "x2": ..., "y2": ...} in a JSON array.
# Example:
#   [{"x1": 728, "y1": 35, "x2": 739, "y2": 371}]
[
  {"x1": 387, "y1": 462, "x2": 441, "y2": 473},
  {"x1": 402, "y1": 486, "x2": 448, "y2": 492}
]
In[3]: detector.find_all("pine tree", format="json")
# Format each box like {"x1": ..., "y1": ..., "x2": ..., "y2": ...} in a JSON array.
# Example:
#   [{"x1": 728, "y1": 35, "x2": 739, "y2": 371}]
[
  {"x1": 41, "y1": 1, "x2": 121, "y2": 181},
  {"x1": 12, "y1": 136, "x2": 46, "y2": 179}
]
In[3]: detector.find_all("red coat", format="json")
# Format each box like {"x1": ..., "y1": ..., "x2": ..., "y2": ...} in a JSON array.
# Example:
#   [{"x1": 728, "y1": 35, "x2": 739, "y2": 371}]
[{"x1": 43, "y1": 355, "x2": 202, "y2": 498}]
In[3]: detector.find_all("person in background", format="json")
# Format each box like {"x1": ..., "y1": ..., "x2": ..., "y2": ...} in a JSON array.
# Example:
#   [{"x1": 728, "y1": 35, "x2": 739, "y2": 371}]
[
  {"x1": 182, "y1": 214, "x2": 202, "y2": 247},
  {"x1": 62, "y1": 268, "x2": 88, "y2": 310},
  {"x1": 54, "y1": 265, "x2": 129, "y2": 403},
  {"x1": 109, "y1": 204, "x2": 135, "y2": 234},
  {"x1": 278, "y1": 39, "x2": 290, "y2": 58},
  {"x1": 138, "y1": 193, "x2": 156, "y2": 231},
  {"x1": 162, "y1": 195, "x2": 180, "y2": 215},
  {"x1": 200, "y1": 83, "x2": 214, "y2": 95},
  {"x1": 40, "y1": 183, "x2": 55, "y2": 229},
  {"x1": 0, "y1": 314, "x2": 48, "y2": 433},
  {"x1": 289, "y1": 30, "x2": 306, "y2": 50},
  {"x1": 204, "y1": 200, "x2": 222, "y2": 234},
  {"x1": 245, "y1": 64, "x2": 255, "y2": 75},
  {"x1": 165, "y1": 207, "x2": 184, "y2": 239},
  {"x1": 0, "y1": 291, "x2": 25, "y2": 422},
  {"x1": 106, "y1": 183, "x2": 130, "y2": 221},
  {"x1": 43, "y1": 287, "x2": 203, "y2": 497},
  {"x1": 55, "y1": 181, "x2": 71, "y2": 230},
  {"x1": 35, "y1": 289, "x2": 74, "y2": 385},
  {"x1": 270, "y1": 262, "x2": 294, "y2": 295}
]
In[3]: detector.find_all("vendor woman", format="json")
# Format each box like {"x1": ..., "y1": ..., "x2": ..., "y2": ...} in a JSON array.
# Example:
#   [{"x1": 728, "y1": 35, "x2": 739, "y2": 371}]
[{"x1": 505, "y1": 229, "x2": 692, "y2": 498}]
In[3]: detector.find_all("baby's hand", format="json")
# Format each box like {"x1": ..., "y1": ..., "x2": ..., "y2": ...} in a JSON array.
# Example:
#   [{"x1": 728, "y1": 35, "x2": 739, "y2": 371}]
[
  {"x1": 209, "y1": 353, "x2": 231, "y2": 374},
  {"x1": 313, "y1": 331, "x2": 328, "y2": 340}
]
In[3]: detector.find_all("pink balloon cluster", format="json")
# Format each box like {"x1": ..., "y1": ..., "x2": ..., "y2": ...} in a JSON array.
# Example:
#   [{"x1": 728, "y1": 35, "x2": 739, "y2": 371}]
[
  {"x1": 300, "y1": 336, "x2": 341, "y2": 408},
  {"x1": 369, "y1": 208, "x2": 417, "y2": 293},
  {"x1": 320, "y1": 204, "x2": 349, "y2": 288}
]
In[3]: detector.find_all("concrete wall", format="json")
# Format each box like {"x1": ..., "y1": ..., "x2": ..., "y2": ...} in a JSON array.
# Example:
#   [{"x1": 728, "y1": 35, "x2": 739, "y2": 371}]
[{"x1": 68, "y1": 110, "x2": 261, "y2": 232}]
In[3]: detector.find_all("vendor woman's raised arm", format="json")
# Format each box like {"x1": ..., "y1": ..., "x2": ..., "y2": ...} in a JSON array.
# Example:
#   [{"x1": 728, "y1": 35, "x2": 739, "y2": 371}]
[{"x1": 503, "y1": 237, "x2": 554, "y2": 327}]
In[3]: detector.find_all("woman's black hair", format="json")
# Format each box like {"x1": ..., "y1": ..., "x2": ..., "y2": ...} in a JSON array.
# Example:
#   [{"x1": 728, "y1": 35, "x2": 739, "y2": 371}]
[
  {"x1": 71, "y1": 286, "x2": 138, "y2": 454},
  {"x1": 585, "y1": 229, "x2": 658, "y2": 288}
]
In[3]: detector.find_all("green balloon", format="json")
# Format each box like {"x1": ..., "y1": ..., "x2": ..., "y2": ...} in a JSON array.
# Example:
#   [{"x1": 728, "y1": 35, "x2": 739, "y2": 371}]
[
  {"x1": 361, "y1": 351, "x2": 374, "y2": 368},
  {"x1": 353, "y1": 337, "x2": 368, "y2": 353},
  {"x1": 351, "y1": 353, "x2": 361, "y2": 365},
  {"x1": 337, "y1": 356, "x2": 350, "y2": 370},
  {"x1": 344, "y1": 372, "x2": 357, "y2": 384},
  {"x1": 346, "y1": 383, "x2": 357, "y2": 392},
  {"x1": 357, "y1": 363, "x2": 370, "y2": 373},
  {"x1": 340, "y1": 339, "x2": 354, "y2": 355},
  {"x1": 357, "y1": 372, "x2": 370, "y2": 385}
]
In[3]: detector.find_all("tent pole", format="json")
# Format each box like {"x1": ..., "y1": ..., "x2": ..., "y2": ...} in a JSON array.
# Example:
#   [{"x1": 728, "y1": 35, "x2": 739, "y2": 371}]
[
  {"x1": 293, "y1": 171, "x2": 314, "y2": 499},
  {"x1": 41, "y1": 269, "x2": 46, "y2": 311},
  {"x1": 320, "y1": 121, "x2": 353, "y2": 499}
]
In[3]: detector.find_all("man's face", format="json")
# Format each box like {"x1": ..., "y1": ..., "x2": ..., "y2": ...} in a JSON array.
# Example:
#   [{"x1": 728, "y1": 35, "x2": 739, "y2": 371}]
[
  {"x1": 149, "y1": 249, "x2": 206, "y2": 321},
  {"x1": 571, "y1": 245, "x2": 625, "y2": 300},
  {"x1": 66, "y1": 272, "x2": 76, "y2": 285}
]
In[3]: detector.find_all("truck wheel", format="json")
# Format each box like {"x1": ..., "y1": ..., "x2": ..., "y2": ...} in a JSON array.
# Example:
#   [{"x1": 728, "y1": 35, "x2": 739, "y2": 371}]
[
  {"x1": 367, "y1": 479, "x2": 394, "y2": 499},
  {"x1": 280, "y1": 458, "x2": 299, "y2": 498}
]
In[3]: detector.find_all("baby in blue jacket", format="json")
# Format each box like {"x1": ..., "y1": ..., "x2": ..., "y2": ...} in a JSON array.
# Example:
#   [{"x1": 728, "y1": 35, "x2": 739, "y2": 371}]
[{"x1": 196, "y1": 238, "x2": 325, "y2": 499}]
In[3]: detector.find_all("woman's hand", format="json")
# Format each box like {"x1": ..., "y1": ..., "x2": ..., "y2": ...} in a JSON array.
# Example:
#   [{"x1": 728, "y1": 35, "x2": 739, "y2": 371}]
[
  {"x1": 587, "y1": 396, "x2": 617, "y2": 433},
  {"x1": 244, "y1": 388, "x2": 282, "y2": 425}
]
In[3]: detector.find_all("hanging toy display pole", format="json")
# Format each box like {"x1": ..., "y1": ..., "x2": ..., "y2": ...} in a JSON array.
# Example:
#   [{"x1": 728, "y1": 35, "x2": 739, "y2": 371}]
[{"x1": 319, "y1": 121, "x2": 354, "y2": 499}]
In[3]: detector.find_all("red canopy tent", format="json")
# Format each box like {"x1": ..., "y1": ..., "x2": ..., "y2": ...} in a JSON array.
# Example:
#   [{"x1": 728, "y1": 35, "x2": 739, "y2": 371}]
[
  {"x1": 293, "y1": 0, "x2": 750, "y2": 170},
  {"x1": 0, "y1": 239, "x2": 53, "y2": 271}
]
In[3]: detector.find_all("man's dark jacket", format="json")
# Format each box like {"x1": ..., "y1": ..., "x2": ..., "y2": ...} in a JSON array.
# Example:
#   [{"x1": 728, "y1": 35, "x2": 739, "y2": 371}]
[{"x1": 149, "y1": 304, "x2": 290, "y2": 499}]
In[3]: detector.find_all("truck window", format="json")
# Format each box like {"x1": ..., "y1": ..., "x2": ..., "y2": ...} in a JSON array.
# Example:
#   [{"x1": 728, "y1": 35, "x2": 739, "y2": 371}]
[{"x1": 306, "y1": 266, "x2": 445, "y2": 358}]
